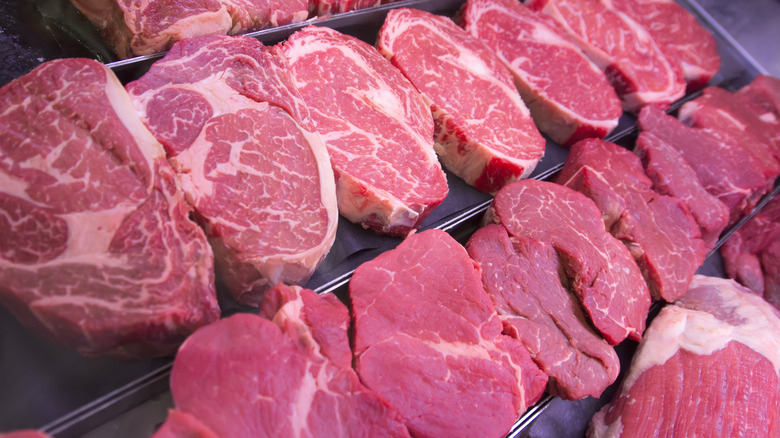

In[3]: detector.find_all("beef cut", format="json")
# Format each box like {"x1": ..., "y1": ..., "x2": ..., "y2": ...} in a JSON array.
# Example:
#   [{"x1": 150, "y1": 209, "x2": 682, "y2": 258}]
[
  {"x1": 283, "y1": 26, "x2": 448, "y2": 236},
  {"x1": 634, "y1": 131, "x2": 729, "y2": 249},
  {"x1": 556, "y1": 138, "x2": 707, "y2": 302},
  {"x1": 461, "y1": 0, "x2": 622, "y2": 146},
  {"x1": 69, "y1": 0, "x2": 308, "y2": 58},
  {"x1": 151, "y1": 410, "x2": 219, "y2": 438},
  {"x1": 0, "y1": 432, "x2": 51, "y2": 438},
  {"x1": 637, "y1": 105, "x2": 773, "y2": 224},
  {"x1": 127, "y1": 35, "x2": 338, "y2": 307},
  {"x1": 311, "y1": 0, "x2": 380, "y2": 15},
  {"x1": 527, "y1": 0, "x2": 685, "y2": 112},
  {"x1": 485, "y1": 179, "x2": 651, "y2": 344},
  {"x1": 171, "y1": 283, "x2": 410, "y2": 438},
  {"x1": 738, "y1": 74, "x2": 780, "y2": 117},
  {"x1": 466, "y1": 225, "x2": 620, "y2": 400},
  {"x1": 721, "y1": 195, "x2": 780, "y2": 309},
  {"x1": 350, "y1": 229, "x2": 547, "y2": 438},
  {"x1": 377, "y1": 8, "x2": 545, "y2": 194},
  {"x1": 609, "y1": 0, "x2": 721, "y2": 92},
  {"x1": 589, "y1": 275, "x2": 780, "y2": 438},
  {"x1": 0, "y1": 58, "x2": 219, "y2": 358}
]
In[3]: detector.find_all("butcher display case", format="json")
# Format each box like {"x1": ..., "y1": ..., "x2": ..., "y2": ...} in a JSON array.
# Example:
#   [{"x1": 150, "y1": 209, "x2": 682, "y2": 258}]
[{"x1": 1, "y1": 0, "x2": 779, "y2": 437}]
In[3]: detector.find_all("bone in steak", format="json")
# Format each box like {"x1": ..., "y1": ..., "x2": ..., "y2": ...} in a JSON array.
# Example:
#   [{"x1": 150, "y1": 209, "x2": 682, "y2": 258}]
[
  {"x1": 0, "y1": 58, "x2": 219, "y2": 358},
  {"x1": 461, "y1": 0, "x2": 622, "y2": 146},
  {"x1": 171, "y1": 283, "x2": 410, "y2": 438},
  {"x1": 466, "y1": 225, "x2": 620, "y2": 400},
  {"x1": 283, "y1": 26, "x2": 448, "y2": 236},
  {"x1": 527, "y1": 0, "x2": 685, "y2": 112},
  {"x1": 589, "y1": 275, "x2": 780, "y2": 438},
  {"x1": 127, "y1": 35, "x2": 338, "y2": 307},
  {"x1": 151, "y1": 410, "x2": 219, "y2": 438},
  {"x1": 68, "y1": 0, "x2": 308, "y2": 58},
  {"x1": 556, "y1": 138, "x2": 707, "y2": 302},
  {"x1": 485, "y1": 179, "x2": 651, "y2": 345},
  {"x1": 608, "y1": 0, "x2": 721, "y2": 92},
  {"x1": 377, "y1": 8, "x2": 545, "y2": 194},
  {"x1": 350, "y1": 229, "x2": 547, "y2": 438}
]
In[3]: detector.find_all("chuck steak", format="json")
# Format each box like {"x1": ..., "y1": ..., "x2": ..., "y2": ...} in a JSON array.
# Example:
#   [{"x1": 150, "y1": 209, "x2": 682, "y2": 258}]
[
  {"x1": 461, "y1": 0, "x2": 622, "y2": 146},
  {"x1": 485, "y1": 179, "x2": 651, "y2": 344},
  {"x1": 171, "y1": 283, "x2": 410, "y2": 437},
  {"x1": 127, "y1": 35, "x2": 338, "y2": 307},
  {"x1": 0, "y1": 58, "x2": 219, "y2": 358},
  {"x1": 466, "y1": 225, "x2": 620, "y2": 400},
  {"x1": 589, "y1": 275, "x2": 780, "y2": 438},
  {"x1": 283, "y1": 26, "x2": 448, "y2": 236},
  {"x1": 377, "y1": 8, "x2": 545, "y2": 194},
  {"x1": 527, "y1": 0, "x2": 685, "y2": 112},
  {"x1": 350, "y1": 229, "x2": 547, "y2": 438}
]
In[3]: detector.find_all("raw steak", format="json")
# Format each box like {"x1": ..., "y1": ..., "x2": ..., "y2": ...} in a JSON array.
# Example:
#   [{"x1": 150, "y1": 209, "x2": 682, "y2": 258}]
[
  {"x1": 637, "y1": 105, "x2": 773, "y2": 224},
  {"x1": 127, "y1": 35, "x2": 338, "y2": 307},
  {"x1": 151, "y1": 410, "x2": 219, "y2": 438},
  {"x1": 721, "y1": 195, "x2": 780, "y2": 309},
  {"x1": 739, "y1": 74, "x2": 780, "y2": 117},
  {"x1": 466, "y1": 225, "x2": 620, "y2": 400},
  {"x1": 461, "y1": 0, "x2": 622, "y2": 146},
  {"x1": 527, "y1": 0, "x2": 685, "y2": 112},
  {"x1": 0, "y1": 58, "x2": 219, "y2": 358},
  {"x1": 171, "y1": 283, "x2": 410, "y2": 438},
  {"x1": 310, "y1": 0, "x2": 380, "y2": 16},
  {"x1": 69, "y1": 0, "x2": 308, "y2": 58},
  {"x1": 634, "y1": 131, "x2": 729, "y2": 249},
  {"x1": 350, "y1": 229, "x2": 548, "y2": 438},
  {"x1": 609, "y1": 0, "x2": 720, "y2": 92},
  {"x1": 556, "y1": 138, "x2": 707, "y2": 302},
  {"x1": 283, "y1": 26, "x2": 448, "y2": 236},
  {"x1": 377, "y1": 8, "x2": 545, "y2": 194},
  {"x1": 589, "y1": 275, "x2": 780, "y2": 438},
  {"x1": 485, "y1": 179, "x2": 651, "y2": 344}
]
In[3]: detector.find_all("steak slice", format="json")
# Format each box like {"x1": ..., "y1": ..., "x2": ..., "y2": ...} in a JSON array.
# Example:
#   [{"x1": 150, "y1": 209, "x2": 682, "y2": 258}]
[
  {"x1": 739, "y1": 74, "x2": 780, "y2": 117},
  {"x1": 556, "y1": 138, "x2": 707, "y2": 302},
  {"x1": 377, "y1": 8, "x2": 545, "y2": 194},
  {"x1": 151, "y1": 410, "x2": 219, "y2": 438},
  {"x1": 0, "y1": 58, "x2": 219, "y2": 358},
  {"x1": 609, "y1": 0, "x2": 720, "y2": 92},
  {"x1": 461, "y1": 0, "x2": 622, "y2": 146},
  {"x1": 171, "y1": 283, "x2": 410, "y2": 438},
  {"x1": 485, "y1": 179, "x2": 651, "y2": 344},
  {"x1": 634, "y1": 131, "x2": 729, "y2": 249},
  {"x1": 527, "y1": 0, "x2": 685, "y2": 112},
  {"x1": 311, "y1": 0, "x2": 381, "y2": 15},
  {"x1": 283, "y1": 26, "x2": 448, "y2": 236},
  {"x1": 350, "y1": 229, "x2": 547, "y2": 438},
  {"x1": 466, "y1": 225, "x2": 620, "y2": 400},
  {"x1": 589, "y1": 275, "x2": 780, "y2": 438},
  {"x1": 127, "y1": 35, "x2": 338, "y2": 307}
]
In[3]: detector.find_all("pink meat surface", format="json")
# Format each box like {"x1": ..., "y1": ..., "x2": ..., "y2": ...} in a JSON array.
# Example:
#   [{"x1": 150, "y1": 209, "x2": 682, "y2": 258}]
[
  {"x1": 311, "y1": 0, "x2": 380, "y2": 15},
  {"x1": 151, "y1": 410, "x2": 219, "y2": 438}
]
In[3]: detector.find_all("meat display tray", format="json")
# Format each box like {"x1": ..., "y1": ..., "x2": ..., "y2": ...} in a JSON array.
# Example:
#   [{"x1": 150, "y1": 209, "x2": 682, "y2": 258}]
[{"x1": 0, "y1": 0, "x2": 775, "y2": 437}]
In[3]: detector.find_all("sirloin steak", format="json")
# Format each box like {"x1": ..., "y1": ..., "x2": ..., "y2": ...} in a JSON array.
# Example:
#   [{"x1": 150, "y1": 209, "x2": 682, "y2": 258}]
[
  {"x1": 0, "y1": 58, "x2": 219, "y2": 358},
  {"x1": 590, "y1": 275, "x2": 780, "y2": 438},
  {"x1": 283, "y1": 26, "x2": 448, "y2": 236},
  {"x1": 377, "y1": 8, "x2": 545, "y2": 194},
  {"x1": 350, "y1": 229, "x2": 547, "y2": 438},
  {"x1": 466, "y1": 225, "x2": 620, "y2": 400},
  {"x1": 485, "y1": 179, "x2": 651, "y2": 344},
  {"x1": 171, "y1": 283, "x2": 410, "y2": 437},
  {"x1": 127, "y1": 35, "x2": 338, "y2": 307},
  {"x1": 461, "y1": 0, "x2": 622, "y2": 146}
]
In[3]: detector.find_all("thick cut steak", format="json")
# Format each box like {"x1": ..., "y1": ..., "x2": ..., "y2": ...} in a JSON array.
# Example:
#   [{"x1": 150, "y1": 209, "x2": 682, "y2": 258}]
[
  {"x1": 171, "y1": 283, "x2": 410, "y2": 438},
  {"x1": 527, "y1": 0, "x2": 685, "y2": 112},
  {"x1": 127, "y1": 35, "x2": 338, "y2": 307},
  {"x1": 311, "y1": 0, "x2": 380, "y2": 15},
  {"x1": 634, "y1": 131, "x2": 729, "y2": 249},
  {"x1": 609, "y1": 0, "x2": 720, "y2": 92},
  {"x1": 151, "y1": 410, "x2": 219, "y2": 438},
  {"x1": 466, "y1": 225, "x2": 620, "y2": 400},
  {"x1": 0, "y1": 58, "x2": 219, "y2": 358},
  {"x1": 556, "y1": 139, "x2": 707, "y2": 302},
  {"x1": 377, "y1": 8, "x2": 545, "y2": 194},
  {"x1": 485, "y1": 179, "x2": 651, "y2": 344},
  {"x1": 68, "y1": 0, "x2": 308, "y2": 58},
  {"x1": 589, "y1": 275, "x2": 780, "y2": 438},
  {"x1": 350, "y1": 229, "x2": 547, "y2": 438},
  {"x1": 461, "y1": 0, "x2": 621, "y2": 146},
  {"x1": 283, "y1": 26, "x2": 448, "y2": 236},
  {"x1": 739, "y1": 74, "x2": 780, "y2": 117}
]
